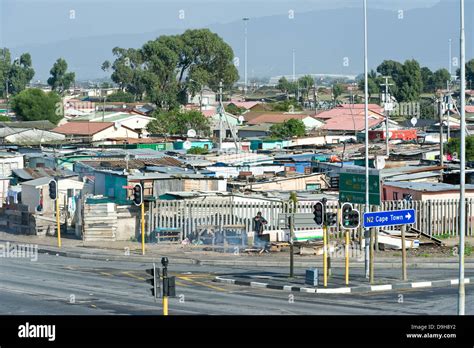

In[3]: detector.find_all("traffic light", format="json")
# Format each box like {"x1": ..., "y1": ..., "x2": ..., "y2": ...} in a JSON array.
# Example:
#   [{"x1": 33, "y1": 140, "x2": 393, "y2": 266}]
[
  {"x1": 132, "y1": 183, "x2": 143, "y2": 206},
  {"x1": 48, "y1": 180, "x2": 58, "y2": 200},
  {"x1": 340, "y1": 202, "x2": 360, "y2": 229},
  {"x1": 163, "y1": 276, "x2": 176, "y2": 297},
  {"x1": 146, "y1": 264, "x2": 160, "y2": 299},
  {"x1": 313, "y1": 202, "x2": 325, "y2": 226},
  {"x1": 341, "y1": 203, "x2": 353, "y2": 228},
  {"x1": 325, "y1": 212, "x2": 338, "y2": 227}
]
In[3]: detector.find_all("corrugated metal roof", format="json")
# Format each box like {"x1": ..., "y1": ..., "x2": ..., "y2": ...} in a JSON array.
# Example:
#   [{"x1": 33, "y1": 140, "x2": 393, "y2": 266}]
[{"x1": 384, "y1": 181, "x2": 474, "y2": 192}]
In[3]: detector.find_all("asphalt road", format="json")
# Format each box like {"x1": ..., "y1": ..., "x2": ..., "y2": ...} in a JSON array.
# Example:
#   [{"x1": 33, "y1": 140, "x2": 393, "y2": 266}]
[{"x1": 0, "y1": 253, "x2": 473, "y2": 315}]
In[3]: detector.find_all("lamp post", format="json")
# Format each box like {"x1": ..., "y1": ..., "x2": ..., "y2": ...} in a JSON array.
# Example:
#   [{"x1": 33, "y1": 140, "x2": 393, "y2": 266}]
[
  {"x1": 363, "y1": 0, "x2": 371, "y2": 280},
  {"x1": 458, "y1": 0, "x2": 466, "y2": 316}
]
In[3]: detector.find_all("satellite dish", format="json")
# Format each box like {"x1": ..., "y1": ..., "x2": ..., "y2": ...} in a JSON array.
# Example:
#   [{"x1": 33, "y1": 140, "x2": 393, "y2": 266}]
[
  {"x1": 114, "y1": 121, "x2": 121, "y2": 130},
  {"x1": 187, "y1": 129, "x2": 197, "y2": 138},
  {"x1": 375, "y1": 156, "x2": 386, "y2": 170},
  {"x1": 410, "y1": 117, "x2": 418, "y2": 127},
  {"x1": 238, "y1": 116, "x2": 245, "y2": 123},
  {"x1": 183, "y1": 141, "x2": 192, "y2": 150}
]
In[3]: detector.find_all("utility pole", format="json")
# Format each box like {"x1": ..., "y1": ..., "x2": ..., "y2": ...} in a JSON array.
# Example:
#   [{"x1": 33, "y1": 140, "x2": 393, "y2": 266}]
[
  {"x1": 458, "y1": 0, "x2": 466, "y2": 316},
  {"x1": 218, "y1": 81, "x2": 223, "y2": 154},
  {"x1": 447, "y1": 81, "x2": 451, "y2": 142},
  {"x1": 363, "y1": 0, "x2": 370, "y2": 279},
  {"x1": 243, "y1": 17, "x2": 250, "y2": 99},
  {"x1": 439, "y1": 96, "x2": 444, "y2": 169},
  {"x1": 380, "y1": 77, "x2": 393, "y2": 157}
]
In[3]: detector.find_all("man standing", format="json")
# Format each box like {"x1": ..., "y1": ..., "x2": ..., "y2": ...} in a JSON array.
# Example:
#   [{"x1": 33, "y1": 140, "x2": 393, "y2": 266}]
[{"x1": 253, "y1": 212, "x2": 268, "y2": 249}]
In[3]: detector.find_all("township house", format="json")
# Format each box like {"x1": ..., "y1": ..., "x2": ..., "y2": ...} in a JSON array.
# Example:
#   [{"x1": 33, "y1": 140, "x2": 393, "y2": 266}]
[
  {"x1": 53, "y1": 122, "x2": 140, "y2": 142},
  {"x1": 382, "y1": 182, "x2": 474, "y2": 201},
  {"x1": 243, "y1": 112, "x2": 324, "y2": 131},
  {"x1": 315, "y1": 104, "x2": 387, "y2": 134}
]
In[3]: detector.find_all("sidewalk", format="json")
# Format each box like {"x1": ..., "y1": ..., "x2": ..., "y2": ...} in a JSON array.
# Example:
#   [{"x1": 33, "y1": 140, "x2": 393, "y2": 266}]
[
  {"x1": 1, "y1": 231, "x2": 473, "y2": 268},
  {"x1": 214, "y1": 268, "x2": 473, "y2": 294}
]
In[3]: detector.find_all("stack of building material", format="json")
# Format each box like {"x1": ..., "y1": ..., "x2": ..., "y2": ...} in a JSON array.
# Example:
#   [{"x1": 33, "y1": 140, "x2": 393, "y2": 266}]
[{"x1": 82, "y1": 202, "x2": 117, "y2": 242}]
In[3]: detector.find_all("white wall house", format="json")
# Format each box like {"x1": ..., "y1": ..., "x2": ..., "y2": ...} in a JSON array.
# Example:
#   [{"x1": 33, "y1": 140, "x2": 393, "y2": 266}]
[{"x1": 0, "y1": 152, "x2": 24, "y2": 177}]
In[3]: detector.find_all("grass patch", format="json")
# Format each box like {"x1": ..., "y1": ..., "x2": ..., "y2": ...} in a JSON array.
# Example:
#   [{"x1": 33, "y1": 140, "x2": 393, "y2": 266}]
[
  {"x1": 435, "y1": 233, "x2": 453, "y2": 240},
  {"x1": 465, "y1": 243, "x2": 472, "y2": 256}
]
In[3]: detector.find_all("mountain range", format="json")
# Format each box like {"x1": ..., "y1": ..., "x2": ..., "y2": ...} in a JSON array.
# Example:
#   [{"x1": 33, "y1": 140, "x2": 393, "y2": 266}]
[{"x1": 3, "y1": 0, "x2": 473, "y2": 81}]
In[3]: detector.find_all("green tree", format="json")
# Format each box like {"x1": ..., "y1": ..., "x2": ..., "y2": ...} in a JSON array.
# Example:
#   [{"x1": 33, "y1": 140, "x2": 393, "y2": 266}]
[
  {"x1": 106, "y1": 91, "x2": 136, "y2": 103},
  {"x1": 225, "y1": 103, "x2": 246, "y2": 116},
  {"x1": 0, "y1": 48, "x2": 12, "y2": 98},
  {"x1": 277, "y1": 77, "x2": 293, "y2": 99},
  {"x1": 11, "y1": 89, "x2": 62, "y2": 124},
  {"x1": 298, "y1": 75, "x2": 315, "y2": 103},
  {"x1": 108, "y1": 29, "x2": 239, "y2": 109},
  {"x1": 7, "y1": 53, "x2": 35, "y2": 95},
  {"x1": 332, "y1": 83, "x2": 344, "y2": 101},
  {"x1": 270, "y1": 119, "x2": 306, "y2": 138},
  {"x1": 419, "y1": 98, "x2": 437, "y2": 119},
  {"x1": 47, "y1": 58, "x2": 75, "y2": 94},
  {"x1": 421, "y1": 67, "x2": 434, "y2": 92},
  {"x1": 397, "y1": 60, "x2": 423, "y2": 101},
  {"x1": 358, "y1": 70, "x2": 381, "y2": 99},
  {"x1": 445, "y1": 136, "x2": 474, "y2": 161},
  {"x1": 147, "y1": 109, "x2": 210, "y2": 136},
  {"x1": 456, "y1": 58, "x2": 474, "y2": 84}
]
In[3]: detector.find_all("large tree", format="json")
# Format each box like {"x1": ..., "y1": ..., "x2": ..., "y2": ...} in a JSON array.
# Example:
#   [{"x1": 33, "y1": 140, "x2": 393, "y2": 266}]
[
  {"x1": 0, "y1": 48, "x2": 12, "y2": 98},
  {"x1": 332, "y1": 83, "x2": 344, "y2": 102},
  {"x1": 456, "y1": 58, "x2": 474, "y2": 85},
  {"x1": 358, "y1": 69, "x2": 382, "y2": 99},
  {"x1": 147, "y1": 109, "x2": 210, "y2": 136},
  {"x1": 7, "y1": 53, "x2": 35, "y2": 95},
  {"x1": 445, "y1": 136, "x2": 474, "y2": 161},
  {"x1": 298, "y1": 75, "x2": 315, "y2": 103},
  {"x1": 270, "y1": 119, "x2": 306, "y2": 138},
  {"x1": 47, "y1": 58, "x2": 75, "y2": 94},
  {"x1": 106, "y1": 29, "x2": 239, "y2": 109},
  {"x1": 11, "y1": 88, "x2": 62, "y2": 124}
]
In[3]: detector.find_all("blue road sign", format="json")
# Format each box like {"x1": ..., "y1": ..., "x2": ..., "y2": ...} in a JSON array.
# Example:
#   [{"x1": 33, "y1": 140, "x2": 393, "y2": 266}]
[{"x1": 363, "y1": 209, "x2": 416, "y2": 228}]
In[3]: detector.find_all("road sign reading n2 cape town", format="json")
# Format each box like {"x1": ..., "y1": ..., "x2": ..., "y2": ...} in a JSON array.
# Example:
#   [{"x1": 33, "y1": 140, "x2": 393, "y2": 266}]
[{"x1": 363, "y1": 209, "x2": 416, "y2": 228}]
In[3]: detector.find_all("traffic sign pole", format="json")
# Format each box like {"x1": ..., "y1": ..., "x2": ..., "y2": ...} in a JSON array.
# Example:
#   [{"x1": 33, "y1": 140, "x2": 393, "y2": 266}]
[
  {"x1": 401, "y1": 225, "x2": 407, "y2": 281},
  {"x1": 369, "y1": 228, "x2": 375, "y2": 284},
  {"x1": 141, "y1": 202, "x2": 145, "y2": 256}
]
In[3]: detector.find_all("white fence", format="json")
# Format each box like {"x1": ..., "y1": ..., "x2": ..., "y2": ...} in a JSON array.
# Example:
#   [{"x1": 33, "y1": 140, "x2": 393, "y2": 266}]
[{"x1": 148, "y1": 199, "x2": 474, "y2": 240}]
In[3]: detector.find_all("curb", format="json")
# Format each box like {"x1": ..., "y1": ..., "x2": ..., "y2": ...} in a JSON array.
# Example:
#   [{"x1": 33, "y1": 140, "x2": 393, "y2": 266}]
[
  {"x1": 3, "y1": 239, "x2": 474, "y2": 268},
  {"x1": 213, "y1": 276, "x2": 471, "y2": 294}
]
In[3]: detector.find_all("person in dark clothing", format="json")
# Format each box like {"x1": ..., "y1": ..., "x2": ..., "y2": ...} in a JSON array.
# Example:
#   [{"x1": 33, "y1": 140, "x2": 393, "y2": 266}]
[{"x1": 253, "y1": 212, "x2": 268, "y2": 249}]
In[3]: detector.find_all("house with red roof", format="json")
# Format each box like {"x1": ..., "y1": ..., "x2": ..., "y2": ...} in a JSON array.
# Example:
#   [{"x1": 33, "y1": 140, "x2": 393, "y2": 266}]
[
  {"x1": 244, "y1": 112, "x2": 324, "y2": 131},
  {"x1": 52, "y1": 122, "x2": 140, "y2": 142},
  {"x1": 315, "y1": 104, "x2": 389, "y2": 134}
]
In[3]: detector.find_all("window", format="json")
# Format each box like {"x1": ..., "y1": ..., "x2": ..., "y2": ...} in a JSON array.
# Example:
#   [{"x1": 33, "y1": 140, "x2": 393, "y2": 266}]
[
  {"x1": 393, "y1": 192, "x2": 399, "y2": 200},
  {"x1": 306, "y1": 183, "x2": 321, "y2": 191}
]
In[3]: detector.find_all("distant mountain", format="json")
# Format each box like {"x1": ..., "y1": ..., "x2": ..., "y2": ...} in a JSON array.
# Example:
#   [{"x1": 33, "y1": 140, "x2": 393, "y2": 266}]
[{"x1": 7, "y1": 0, "x2": 472, "y2": 81}]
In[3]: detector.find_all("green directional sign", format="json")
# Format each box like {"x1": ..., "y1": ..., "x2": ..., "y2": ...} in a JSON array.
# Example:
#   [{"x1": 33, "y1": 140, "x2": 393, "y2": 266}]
[{"x1": 339, "y1": 172, "x2": 381, "y2": 206}]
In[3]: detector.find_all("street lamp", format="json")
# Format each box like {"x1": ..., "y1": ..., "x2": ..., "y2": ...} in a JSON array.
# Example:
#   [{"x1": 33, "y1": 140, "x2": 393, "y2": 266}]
[
  {"x1": 458, "y1": 0, "x2": 466, "y2": 316},
  {"x1": 243, "y1": 17, "x2": 250, "y2": 99},
  {"x1": 363, "y1": 0, "x2": 371, "y2": 280}
]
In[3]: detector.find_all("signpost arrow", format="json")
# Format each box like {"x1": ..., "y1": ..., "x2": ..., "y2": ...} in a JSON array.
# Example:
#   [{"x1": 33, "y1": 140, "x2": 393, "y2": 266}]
[{"x1": 363, "y1": 209, "x2": 416, "y2": 228}]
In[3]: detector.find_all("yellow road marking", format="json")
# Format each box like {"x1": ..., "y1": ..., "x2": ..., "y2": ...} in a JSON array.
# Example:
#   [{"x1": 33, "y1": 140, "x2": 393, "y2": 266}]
[
  {"x1": 122, "y1": 271, "x2": 146, "y2": 280},
  {"x1": 178, "y1": 276, "x2": 227, "y2": 292},
  {"x1": 100, "y1": 272, "x2": 113, "y2": 277}
]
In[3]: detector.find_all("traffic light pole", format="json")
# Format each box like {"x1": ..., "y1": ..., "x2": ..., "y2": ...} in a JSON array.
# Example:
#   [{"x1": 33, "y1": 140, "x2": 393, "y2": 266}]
[
  {"x1": 345, "y1": 229, "x2": 350, "y2": 285},
  {"x1": 162, "y1": 259, "x2": 169, "y2": 316},
  {"x1": 56, "y1": 197, "x2": 61, "y2": 248},
  {"x1": 141, "y1": 202, "x2": 145, "y2": 256},
  {"x1": 323, "y1": 224, "x2": 328, "y2": 287}
]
